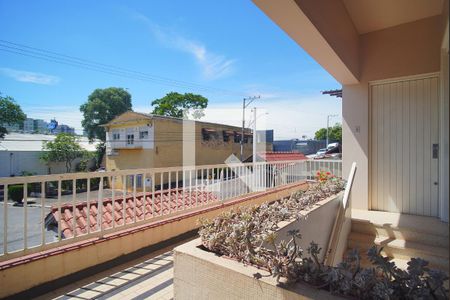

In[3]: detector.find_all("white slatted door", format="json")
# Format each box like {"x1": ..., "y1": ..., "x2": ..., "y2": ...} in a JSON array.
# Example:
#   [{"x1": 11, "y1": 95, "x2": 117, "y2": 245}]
[{"x1": 370, "y1": 75, "x2": 439, "y2": 217}]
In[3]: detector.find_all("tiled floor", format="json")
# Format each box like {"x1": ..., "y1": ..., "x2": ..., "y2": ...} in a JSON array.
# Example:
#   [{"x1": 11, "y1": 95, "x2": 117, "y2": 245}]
[{"x1": 35, "y1": 241, "x2": 186, "y2": 300}]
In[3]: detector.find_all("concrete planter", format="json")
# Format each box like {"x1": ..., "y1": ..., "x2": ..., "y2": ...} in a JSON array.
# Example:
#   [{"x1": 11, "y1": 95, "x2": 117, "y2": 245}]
[
  {"x1": 270, "y1": 191, "x2": 343, "y2": 262},
  {"x1": 174, "y1": 192, "x2": 345, "y2": 300}
]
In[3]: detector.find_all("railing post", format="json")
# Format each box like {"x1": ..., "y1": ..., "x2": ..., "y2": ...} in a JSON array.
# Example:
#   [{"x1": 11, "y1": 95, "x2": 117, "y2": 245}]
[
  {"x1": 87, "y1": 178, "x2": 91, "y2": 234},
  {"x1": 152, "y1": 172, "x2": 155, "y2": 218},
  {"x1": 189, "y1": 169, "x2": 193, "y2": 207},
  {"x1": 23, "y1": 183, "x2": 28, "y2": 249},
  {"x1": 41, "y1": 181, "x2": 45, "y2": 245},
  {"x1": 99, "y1": 176, "x2": 104, "y2": 235},
  {"x1": 175, "y1": 171, "x2": 179, "y2": 212},
  {"x1": 3, "y1": 184, "x2": 8, "y2": 254},
  {"x1": 123, "y1": 175, "x2": 126, "y2": 225},
  {"x1": 72, "y1": 179, "x2": 76, "y2": 238},
  {"x1": 112, "y1": 176, "x2": 116, "y2": 228},
  {"x1": 160, "y1": 172, "x2": 163, "y2": 216},
  {"x1": 57, "y1": 180, "x2": 62, "y2": 241},
  {"x1": 142, "y1": 174, "x2": 146, "y2": 221}
]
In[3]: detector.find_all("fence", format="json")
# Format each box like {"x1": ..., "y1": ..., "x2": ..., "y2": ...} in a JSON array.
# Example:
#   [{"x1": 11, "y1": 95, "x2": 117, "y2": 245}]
[{"x1": 0, "y1": 159, "x2": 341, "y2": 261}]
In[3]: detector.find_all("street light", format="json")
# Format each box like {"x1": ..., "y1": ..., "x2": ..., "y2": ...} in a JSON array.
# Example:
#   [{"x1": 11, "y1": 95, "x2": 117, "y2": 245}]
[
  {"x1": 241, "y1": 96, "x2": 260, "y2": 161},
  {"x1": 326, "y1": 114, "x2": 339, "y2": 147}
]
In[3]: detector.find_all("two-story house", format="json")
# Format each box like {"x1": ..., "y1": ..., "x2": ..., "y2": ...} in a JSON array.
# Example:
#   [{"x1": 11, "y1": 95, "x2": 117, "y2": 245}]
[{"x1": 102, "y1": 111, "x2": 256, "y2": 188}]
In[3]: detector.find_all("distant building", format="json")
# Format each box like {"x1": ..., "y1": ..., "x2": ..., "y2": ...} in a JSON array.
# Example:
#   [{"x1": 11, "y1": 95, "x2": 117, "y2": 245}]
[
  {"x1": 0, "y1": 133, "x2": 98, "y2": 176},
  {"x1": 273, "y1": 139, "x2": 301, "y2": 152},
  {"x1": 2, "y1": 122, "x2": 21, "y2": 132},
  {"x1": 33, "y1": 119, "x2": 49, "y2": 133},
  {"x1": 256, "y1": 129, "x2": 274, "y2": 151},
  {"x1": 273, "y1": 139, "x2": 334, "y2": 155},
  {"x1": 53, "y1": 124, "x2": 75, "y2": 135},
  {"x1": 1, "y1": 117, "x2": 49, "y2": 134}
]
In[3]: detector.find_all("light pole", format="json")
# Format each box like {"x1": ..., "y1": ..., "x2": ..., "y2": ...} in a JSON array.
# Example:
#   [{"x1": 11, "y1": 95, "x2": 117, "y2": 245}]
[
  {"x1": 241, "y1": 96, "x2": 260, "y2": 161},
  {"x1": 326, "y1": 114, "x2": 339, "y2": 147}
]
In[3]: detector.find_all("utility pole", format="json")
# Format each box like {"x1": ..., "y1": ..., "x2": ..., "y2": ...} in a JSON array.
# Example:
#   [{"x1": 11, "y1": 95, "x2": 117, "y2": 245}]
[
  {"x1": 241, "y1": 96, "x2": 260, "y2": 161},
  {"x1": 326, "y1": 114, "x2": 339, "y2": 148},
  {"x1": 252, "y1": 107, "x2": 257, "y2": 164}
]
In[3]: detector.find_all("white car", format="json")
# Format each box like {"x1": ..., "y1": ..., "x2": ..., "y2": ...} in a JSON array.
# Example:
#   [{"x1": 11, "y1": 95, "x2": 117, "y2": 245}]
[{"x1": 316, "y1": 148, "x2": 327, "y2": 156}]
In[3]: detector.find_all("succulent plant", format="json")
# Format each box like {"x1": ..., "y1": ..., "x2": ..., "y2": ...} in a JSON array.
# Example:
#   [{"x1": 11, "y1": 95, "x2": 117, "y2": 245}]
[{"x1": 199, "y1": 176, "x2": 449, "y2": 299}]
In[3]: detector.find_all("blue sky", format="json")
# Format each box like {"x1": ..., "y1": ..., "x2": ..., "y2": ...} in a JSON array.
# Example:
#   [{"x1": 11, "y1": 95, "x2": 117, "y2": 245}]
[{"x1": 0, "y1": 0, "x2": 341, "y2": 139}]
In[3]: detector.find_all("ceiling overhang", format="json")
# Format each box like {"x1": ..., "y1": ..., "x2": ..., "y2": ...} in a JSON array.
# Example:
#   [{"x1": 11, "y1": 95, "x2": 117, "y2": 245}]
[{"x1": 253, "y1": 0, "x2": 360, "y2": 85}]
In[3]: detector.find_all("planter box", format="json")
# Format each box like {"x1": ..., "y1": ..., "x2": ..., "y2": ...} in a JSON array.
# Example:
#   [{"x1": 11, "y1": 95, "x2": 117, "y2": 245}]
[
  {"x1": 174, "y1": 192, "x2": 345, "y2": 300},
  {"x1": 269, "y1": 191, "x2": 343, "y2": 262}
]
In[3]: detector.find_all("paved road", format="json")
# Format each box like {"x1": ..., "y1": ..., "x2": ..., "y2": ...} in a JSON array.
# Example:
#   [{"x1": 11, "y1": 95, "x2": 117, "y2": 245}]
[{"x1": 0, "y1": 204, "x2": 56, "y2": 254}]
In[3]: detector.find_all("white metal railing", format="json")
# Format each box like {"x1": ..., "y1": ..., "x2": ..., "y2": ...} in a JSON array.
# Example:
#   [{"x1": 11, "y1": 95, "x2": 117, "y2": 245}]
[{"x1": 0, "y1": 159, "x2": 341, "y2": 261}]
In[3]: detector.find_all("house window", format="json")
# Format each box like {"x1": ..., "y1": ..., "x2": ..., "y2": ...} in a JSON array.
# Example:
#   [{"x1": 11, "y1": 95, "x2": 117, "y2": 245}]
[
  {"x1": 234, "y1": 133, "x2": 241, "y2": 143},
  {"x1": 223, "y1": 132, "x2": 230, "y2": 142},
  {"x1": 139, "y1": 131, "x2": 148, "y2": 139},
  {"x1": 127, "y1": 134, "x2": 134, "y2": 145},
  {"x1": 202, "y1": 128, "x2": 217, "y2": 141},
  {"x1": 136, "y1": 174, "x2": 143, "y2": 188},
  {"x1": 112, "y1": 133, "x2": 120, "y2": 140}
]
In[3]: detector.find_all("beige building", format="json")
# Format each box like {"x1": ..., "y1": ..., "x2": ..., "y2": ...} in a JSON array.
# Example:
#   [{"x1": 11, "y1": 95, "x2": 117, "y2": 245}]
[
  {"x1": 254, "y1": 0, "x2": 449, "y2": 270},
  {"x1": 103, "y1": 111, "x2": 258, "y2": 186}
]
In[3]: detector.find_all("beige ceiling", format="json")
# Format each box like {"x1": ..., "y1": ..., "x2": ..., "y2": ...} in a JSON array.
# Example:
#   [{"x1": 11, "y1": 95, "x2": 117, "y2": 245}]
[{"x1": 342, "y1": 0, "x2": 445, "y2": 34}]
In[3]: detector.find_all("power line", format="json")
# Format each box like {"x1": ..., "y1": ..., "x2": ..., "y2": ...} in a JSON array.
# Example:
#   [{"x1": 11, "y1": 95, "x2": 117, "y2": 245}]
[{"x1": 0, "y1": 39, "x2": 245, "y2": 97}]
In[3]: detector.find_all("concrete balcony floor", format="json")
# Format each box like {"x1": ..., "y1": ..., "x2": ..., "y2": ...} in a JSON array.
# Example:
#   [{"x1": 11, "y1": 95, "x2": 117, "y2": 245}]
[{"x1": 34, "y1": 238, "x2": 192, "y2": 300}]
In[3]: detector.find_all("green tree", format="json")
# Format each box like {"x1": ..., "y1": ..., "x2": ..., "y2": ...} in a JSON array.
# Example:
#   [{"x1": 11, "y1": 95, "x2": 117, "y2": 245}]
[
  {"x1": 0, "y1": 94, "x2": 26, "y2": 138},
  {"x1": 80, "y1": 87, "x2": 132, "y2": 142},
  {"x1": 151, "y1": 92, "x2": 208, "y2": 119},
  {"x1": 314, "y1": 123, "x2": 342, "y2": 142},
  {"x1": 41, "y1": 133, "x2": 87, "y2": 173}
]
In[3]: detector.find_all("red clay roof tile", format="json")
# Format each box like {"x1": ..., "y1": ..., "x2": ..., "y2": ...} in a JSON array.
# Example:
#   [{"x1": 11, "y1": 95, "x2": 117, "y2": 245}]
[{"x1": 45, "y1": 189, "x2": 217, "y2": 239}]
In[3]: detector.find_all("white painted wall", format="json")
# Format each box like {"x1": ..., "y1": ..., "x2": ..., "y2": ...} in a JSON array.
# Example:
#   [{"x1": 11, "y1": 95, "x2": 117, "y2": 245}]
[
  {"x1": 0, "y1": 151, "x2": 94, "y2": 177},
  {"x1": 106, "y1": 125, "x2": 154, "y2": 150}
]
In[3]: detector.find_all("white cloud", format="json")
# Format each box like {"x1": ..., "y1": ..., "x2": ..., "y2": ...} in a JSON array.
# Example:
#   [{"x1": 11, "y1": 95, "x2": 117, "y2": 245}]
[
  {"x1": 132, "y1": 13, "x2": 235, "y2": 80},
  {"x1": 0, "y1": 68, "x2": 60, "y2": 85}
]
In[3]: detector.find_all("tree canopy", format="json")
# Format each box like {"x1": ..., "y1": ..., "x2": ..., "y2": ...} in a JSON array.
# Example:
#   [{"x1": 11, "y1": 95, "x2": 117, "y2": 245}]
[
  {"x1": 151, "y1": 92, "x2": 208, "y2": 119},
  {"x1": 41, "y1": 133, "x2": 87, "y2": 173},
  {"x1": 80, "y1": 87, "x2": 132, "y2": 142},
  {"x1": 314, "y1": 123, "x2": 342, "y2": 142},
  {"x1": 0, "y1": 94, "x2": 26, "y2": 138}
]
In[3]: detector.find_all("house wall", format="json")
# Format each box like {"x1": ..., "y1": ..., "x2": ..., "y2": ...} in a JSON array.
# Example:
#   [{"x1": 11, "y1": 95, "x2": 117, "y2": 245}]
[
  {"x1": 105, "y1": 116, "x2": 253, "y2": 189},
  {"x1": 343, "y1": 15, "x2": 446, "y2": 211}
]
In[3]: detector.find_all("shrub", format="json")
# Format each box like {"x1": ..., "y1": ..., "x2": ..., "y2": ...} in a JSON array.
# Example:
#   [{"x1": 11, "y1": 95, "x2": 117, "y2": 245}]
[
  {"x1": 199, "y1": 177, "x2": 448, "y2": 299},
  {"x1": 8, "y1": 185, "x2": 23, "y2": 203}
]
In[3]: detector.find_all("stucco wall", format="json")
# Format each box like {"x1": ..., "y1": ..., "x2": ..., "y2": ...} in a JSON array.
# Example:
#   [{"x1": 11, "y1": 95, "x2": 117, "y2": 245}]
[
  {"x1": 174, "y1": 238, "x2": 342, "y2": 300},
  {"x1": 269, "y1": 193, "x2": 342, "y2": 262},
  {"x1": 343, "y1": 15, "x2": 445, "y2": 210}
]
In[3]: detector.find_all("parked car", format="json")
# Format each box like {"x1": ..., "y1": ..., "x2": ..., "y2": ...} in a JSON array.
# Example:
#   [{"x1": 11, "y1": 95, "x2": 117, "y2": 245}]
[{"x1": 316, "y1": 148, "x2": 327, "y2": 156}]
